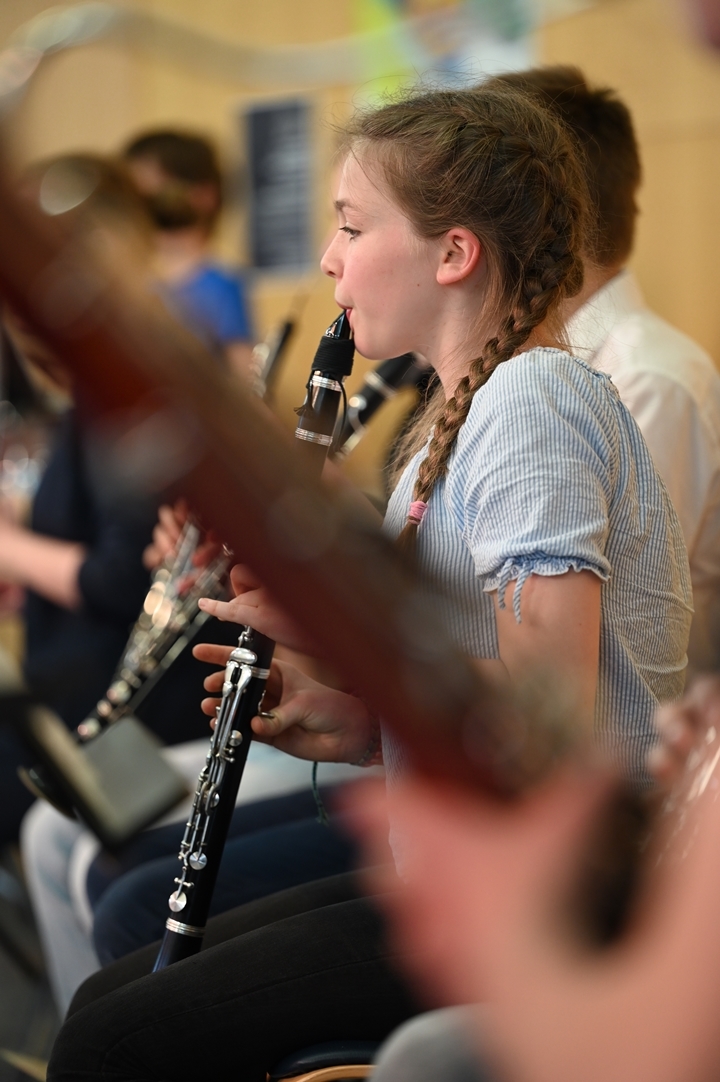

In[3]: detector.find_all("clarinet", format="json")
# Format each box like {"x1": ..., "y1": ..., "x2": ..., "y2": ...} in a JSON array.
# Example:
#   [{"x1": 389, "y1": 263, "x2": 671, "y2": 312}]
[
  {"x1": 153, "y1": 311, "x2": 355, "y2": 969},
  {"x1": 251, "y1": 317, "x2": 295, "y2": 401},
  {"x1": 333, "y1": 352, "x2": 424, "y2": 458},
  {"x1": 79, "y1": 526, "x2": 229, "y2": 738},
  {"x1": 19, "y1": 518, "x2": 230, "y2": 817}
]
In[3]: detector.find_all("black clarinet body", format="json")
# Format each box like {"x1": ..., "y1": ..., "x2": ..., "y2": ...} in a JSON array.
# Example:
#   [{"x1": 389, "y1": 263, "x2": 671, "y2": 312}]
[
  {"x1": 153, "y1": 626, "x2": 274, "y2": 967},
  {"x1": 153, "y1": 311, "x2": 355, "y2": 970}
]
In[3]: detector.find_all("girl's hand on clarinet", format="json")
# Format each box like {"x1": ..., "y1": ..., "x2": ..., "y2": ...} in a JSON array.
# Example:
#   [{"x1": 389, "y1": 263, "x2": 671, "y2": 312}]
[
  {"x1": 193, "y1": 648, "x2": 363, "y2": 762},
  {"x1": 193, "y1": 642, "x2": 233, "y2": 719},
  {"x1": 249, "y1": 660, "x2": 375, "y2": 763},
  {"x1": 198, "y1": 564, "x2": 317, "y2": 654}
]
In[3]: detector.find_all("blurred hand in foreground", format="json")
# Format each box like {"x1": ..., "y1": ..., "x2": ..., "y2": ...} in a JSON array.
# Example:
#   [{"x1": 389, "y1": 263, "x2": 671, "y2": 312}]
[{"x1": 344, "y1": 717, "x2": 720, "y2": 1082}]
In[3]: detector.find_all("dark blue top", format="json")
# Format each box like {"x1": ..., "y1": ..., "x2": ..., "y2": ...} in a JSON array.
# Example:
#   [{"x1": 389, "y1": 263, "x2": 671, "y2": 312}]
[
  {"x1": 163, "y1": 263, "x2": 253, "y2": 357},
  {"x1": 23, "y1": 409, "x2": 239, "y2": 735},
  {"x1": 24, "y1": 410, "x2": 155, "y2": 726}
]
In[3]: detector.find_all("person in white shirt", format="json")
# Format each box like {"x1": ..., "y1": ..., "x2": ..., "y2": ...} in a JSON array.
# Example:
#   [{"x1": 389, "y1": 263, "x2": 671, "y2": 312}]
[{"x1": 491, "y1": 66, "x2": 720, "y2": 673}]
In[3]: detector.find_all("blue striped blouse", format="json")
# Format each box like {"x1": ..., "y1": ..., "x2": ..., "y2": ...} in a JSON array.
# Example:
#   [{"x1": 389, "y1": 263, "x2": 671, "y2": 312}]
[{"x1": 383, "y1": 347, "x2": 692, "y2": 783}]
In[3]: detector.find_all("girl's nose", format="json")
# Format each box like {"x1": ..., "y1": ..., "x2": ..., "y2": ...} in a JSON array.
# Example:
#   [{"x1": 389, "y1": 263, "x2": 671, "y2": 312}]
[{"x1": 320, "y1": 233, "x2": 341, "y2": 279}]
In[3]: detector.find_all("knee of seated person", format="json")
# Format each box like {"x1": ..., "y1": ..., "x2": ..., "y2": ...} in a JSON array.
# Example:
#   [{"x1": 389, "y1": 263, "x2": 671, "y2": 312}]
[
  {"x1": 20, "y1": 800, "x2": 81, "y2": 874},
  {"x1": 372, "y1": 1008, "x2": 487, "y2": 1082},
  {"x1": 92, "y1": 868, "x2": 165, "y2": 965},
  {"x1": 20, "y1": 799, "x2": 52, "y2": 857}
]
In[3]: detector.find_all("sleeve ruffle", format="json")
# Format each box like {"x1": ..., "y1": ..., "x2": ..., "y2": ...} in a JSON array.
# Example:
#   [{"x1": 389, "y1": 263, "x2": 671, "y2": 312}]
[{"x1": 483, "y1": 554, "x2": 610, "y2": 623}]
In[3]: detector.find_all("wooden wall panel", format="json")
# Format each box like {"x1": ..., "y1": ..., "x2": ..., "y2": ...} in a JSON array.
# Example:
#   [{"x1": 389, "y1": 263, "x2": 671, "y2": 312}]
[{"x1": 7, "y1": 0, "x2": 720, "y2": 494}]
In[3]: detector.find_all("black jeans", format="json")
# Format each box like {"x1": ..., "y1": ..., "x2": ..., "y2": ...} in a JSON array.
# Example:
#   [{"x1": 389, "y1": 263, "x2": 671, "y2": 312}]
[{"x1": 48, "y1": 872, "x2": 422, "y2": 1082}]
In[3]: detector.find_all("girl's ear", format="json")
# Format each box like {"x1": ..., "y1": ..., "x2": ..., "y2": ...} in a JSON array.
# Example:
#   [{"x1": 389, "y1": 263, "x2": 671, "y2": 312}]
[{"x1": 436, "y1": 228, "x2": 483, "y2": 286}]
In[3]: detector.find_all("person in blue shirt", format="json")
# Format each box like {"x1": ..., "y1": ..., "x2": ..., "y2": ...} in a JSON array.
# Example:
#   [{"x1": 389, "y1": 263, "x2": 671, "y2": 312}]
[{"x1": 122, "y1": 129, "x2": 255, "y2": 376}]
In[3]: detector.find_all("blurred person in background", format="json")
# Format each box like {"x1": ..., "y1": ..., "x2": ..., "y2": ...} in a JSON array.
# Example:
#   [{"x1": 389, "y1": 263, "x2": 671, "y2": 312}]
[
  {"x1": 488, "y1": 65, "x2": 720, "y2": 675},
  {"x1": 0, "y1": 152, "x2": 240, "y2": 1005},
  {"x1": 122, "y1": 129, "x2": 255, "y2": 377},
  {"x1": 12, "y1": 155, "x2": 362, "y2": 1018},
  {"x1": 0, "y1": 156, "x2": 160, "y2": 848},
  {"x1": 0, "y1": 151, "x2": 236, "y2": 748}
]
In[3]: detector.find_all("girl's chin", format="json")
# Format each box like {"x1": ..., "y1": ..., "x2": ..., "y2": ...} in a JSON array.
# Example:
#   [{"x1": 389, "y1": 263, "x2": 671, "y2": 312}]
[{"x1": 353, "y1": 330, "x2": 406, "y2": 362}]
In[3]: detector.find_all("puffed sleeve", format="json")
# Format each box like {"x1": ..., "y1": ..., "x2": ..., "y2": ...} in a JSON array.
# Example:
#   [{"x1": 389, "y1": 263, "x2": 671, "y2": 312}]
[{"x1": 448, "y1": 352, "x2": 613, "y2": 621}]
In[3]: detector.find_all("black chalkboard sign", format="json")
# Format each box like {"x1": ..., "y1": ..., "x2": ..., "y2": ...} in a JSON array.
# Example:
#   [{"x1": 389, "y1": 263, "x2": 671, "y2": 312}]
[{"x1": 246, "y1": 99, "x2": 313, "y2": 271}]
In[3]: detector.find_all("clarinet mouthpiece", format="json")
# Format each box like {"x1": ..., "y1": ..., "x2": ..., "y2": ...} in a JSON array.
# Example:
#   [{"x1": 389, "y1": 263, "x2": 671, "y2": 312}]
[
  {"x1": 313, "y1": 311, "x2": 355, "y2": 378},
  {"x1": 324, "y1": 310, "x2": 353, "y2": 341}
]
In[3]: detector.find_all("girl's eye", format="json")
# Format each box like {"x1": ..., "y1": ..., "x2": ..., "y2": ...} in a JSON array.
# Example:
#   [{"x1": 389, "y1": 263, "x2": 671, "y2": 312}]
[{"x1": 339, "y1": 225, "x2": 360, "y2": 239}]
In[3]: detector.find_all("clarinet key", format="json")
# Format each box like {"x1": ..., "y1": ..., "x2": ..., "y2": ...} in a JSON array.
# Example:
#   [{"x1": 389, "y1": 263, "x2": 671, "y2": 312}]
[
  {"x1": 168, "y1": 890, "x2": 187, "y2": 912},
  {"x1": 201, "y1": 785, "x2": 220, "y2": 811},
  {"x1": 189, "y1": 852, "x2": 207, "y2": 871}
]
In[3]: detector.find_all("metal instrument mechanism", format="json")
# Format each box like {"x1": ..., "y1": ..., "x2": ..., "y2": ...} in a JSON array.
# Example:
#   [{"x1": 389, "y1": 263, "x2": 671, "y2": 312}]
[
  {"x1": 168, "y1": 632, "x2": 270, "y2": 916},
  {"x1": 81, "y1": 522, "x2": 229, "y2": 738}
]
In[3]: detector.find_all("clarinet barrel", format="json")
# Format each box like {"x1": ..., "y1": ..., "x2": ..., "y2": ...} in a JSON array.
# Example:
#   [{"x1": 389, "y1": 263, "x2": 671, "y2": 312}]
[
  {"x1": 153, "y1": 312, "x2": 355, "y2": 970},
  {"x1": 295, "y1": 310, "x2": 354, "y2": 472}
]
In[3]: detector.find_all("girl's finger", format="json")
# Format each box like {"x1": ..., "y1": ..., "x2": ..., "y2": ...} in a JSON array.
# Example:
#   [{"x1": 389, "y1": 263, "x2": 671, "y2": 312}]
[
  {"x1": 203, "y1": 671, "x2": 225, "y2": 693},
  {"x1": 193, "y1": 540, "x2": 221, "y2": 568},
  {"x1": 197, "y1": 597, "x2": 255, "y2": 624},
  {"x1": 201, "y1": 696, "x2": 221, "y2": 717},
  {"x1": 251, "y1": 710, "x2": 292, "y2": 737},
  {"x1": 142, "y1": 543, "x2": 161, "y2": 570},
  {"x1": 192, "y1": 642, "x2": 235, "y2": 666},
  {"x1": 158, "y1": 504, "x2": 183, "y2": 541}
]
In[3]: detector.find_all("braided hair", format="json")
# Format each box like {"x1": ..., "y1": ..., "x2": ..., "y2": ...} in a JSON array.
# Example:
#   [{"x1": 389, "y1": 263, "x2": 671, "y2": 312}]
[{"x1": 342, "y1": 85, "x2": 589, "y2": 552}]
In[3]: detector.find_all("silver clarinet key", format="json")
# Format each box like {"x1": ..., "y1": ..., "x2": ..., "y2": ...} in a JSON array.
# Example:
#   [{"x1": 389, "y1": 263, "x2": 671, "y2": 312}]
[{"x1": 168, "y1": 890, "x2": 187, "y2": 912}]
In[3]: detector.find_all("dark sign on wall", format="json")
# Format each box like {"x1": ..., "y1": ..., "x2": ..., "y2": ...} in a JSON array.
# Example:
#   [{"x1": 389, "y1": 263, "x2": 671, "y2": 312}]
[{"x1": 246, "y1": 99, "x2": 313, "y2": 271}]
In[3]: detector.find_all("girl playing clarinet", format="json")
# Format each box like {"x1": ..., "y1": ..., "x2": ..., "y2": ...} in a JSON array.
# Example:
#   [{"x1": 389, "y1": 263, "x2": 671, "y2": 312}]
[{"x1": 48, "y1": 81, "x2": 691, "y2": 1082}]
